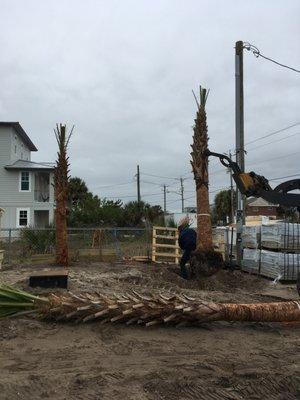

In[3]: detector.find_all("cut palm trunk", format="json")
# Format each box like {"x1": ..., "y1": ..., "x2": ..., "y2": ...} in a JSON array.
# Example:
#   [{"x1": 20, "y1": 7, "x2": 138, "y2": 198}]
[
  {"x1": 190, "y1": 87, "x2": 223, "y2": 276},
  {"x1": 54, "y1": 124, "x2": 73, "y2": 267},
  {"x1": 0, "y1": 284, "x2": 299, "y2": 325}
]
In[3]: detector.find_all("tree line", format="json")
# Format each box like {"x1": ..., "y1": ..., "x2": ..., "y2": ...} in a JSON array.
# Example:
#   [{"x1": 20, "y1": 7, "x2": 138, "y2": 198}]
[{"x1": 67, "y1": 177, "x2": 164, "y2": 227}]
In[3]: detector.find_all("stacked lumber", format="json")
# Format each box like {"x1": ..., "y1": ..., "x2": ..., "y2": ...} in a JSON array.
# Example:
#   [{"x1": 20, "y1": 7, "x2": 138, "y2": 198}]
[
  {"x1": 260, "y1": 250, "x2": 300, "y2": 280},
  {"x1": 242, "y1": 248, "x2": 259, "y2": 274},
  {"x1": 242, "y1": 226, "x2": 259, "y2": 249},
  {"x1": 261, "y1": 223, "x2": 300, "y2": 251}
]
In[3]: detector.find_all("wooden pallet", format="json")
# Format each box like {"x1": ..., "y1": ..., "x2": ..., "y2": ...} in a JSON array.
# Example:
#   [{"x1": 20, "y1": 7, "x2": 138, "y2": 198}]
[{"x1": 152, "y1": 226, "x2": 180, "y2": 264}]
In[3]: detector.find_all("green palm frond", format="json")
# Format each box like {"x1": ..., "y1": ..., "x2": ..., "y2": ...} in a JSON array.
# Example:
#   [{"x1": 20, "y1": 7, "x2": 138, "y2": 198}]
[{"x1": 0, "y1": 283, "x2": 48, "y2": 318}]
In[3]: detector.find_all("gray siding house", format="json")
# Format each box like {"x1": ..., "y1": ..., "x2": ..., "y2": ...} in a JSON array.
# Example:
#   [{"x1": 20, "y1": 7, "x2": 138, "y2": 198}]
[{"x1": 0, "y1": 122, "x2": 55, "y2": 230}]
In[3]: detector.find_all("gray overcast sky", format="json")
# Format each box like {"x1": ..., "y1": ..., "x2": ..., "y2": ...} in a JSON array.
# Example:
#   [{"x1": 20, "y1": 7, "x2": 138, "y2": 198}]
[{"x1": 0, "y1": 0, "x2": 299, "y2": 211}]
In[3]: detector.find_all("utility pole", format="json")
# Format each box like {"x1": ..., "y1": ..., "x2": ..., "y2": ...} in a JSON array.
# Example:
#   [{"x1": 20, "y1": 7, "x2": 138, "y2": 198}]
[
  {"x1": 163, "y1": 184, "x2": 167, "y2": 214},
  {"x1": 137, "y1": 165, "x2": 141, "y2": 202},
  {"x1": 235, "y1": 40, "x2": 245, "y2": 266},
  {"x1": 229, "y1": 151, "x2": 234, "y2": 224},
  {"x1": 180, "y1": 177, "x2": 184, "y2": 213}
]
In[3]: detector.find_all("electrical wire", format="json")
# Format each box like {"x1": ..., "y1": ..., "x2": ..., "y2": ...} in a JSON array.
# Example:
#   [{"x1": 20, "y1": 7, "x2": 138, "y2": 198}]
[
  {"x1": 140, "y1": 172, "x2": 179, "y2": 180},
  {"x1": 245, "y1": 122, "x2": 300, "y2": 146},
  {"x1": 247, "y1": 151, "x2": 300, "y2": 168},
  {"x1": 246, "y1": 132, "x2": 300, "y2": 152},
  {"x1": 244, "y1": 43, "x2": 300, "y2": 73},
  {"x1": 269, "y1": 173, "x2": 300, "y2": 182},
  {"x1": 92, "y1": 181, "x2": 134, "y2": 189}
]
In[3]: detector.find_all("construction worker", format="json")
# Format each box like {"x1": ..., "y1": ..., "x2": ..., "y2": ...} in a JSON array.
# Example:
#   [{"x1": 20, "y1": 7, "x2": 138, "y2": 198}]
[{"x1": 178, "y1": 217, "x2": 197, "y2": 279}]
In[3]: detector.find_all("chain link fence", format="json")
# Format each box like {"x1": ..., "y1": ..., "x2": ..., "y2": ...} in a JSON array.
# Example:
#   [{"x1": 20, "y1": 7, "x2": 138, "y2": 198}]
[{"x1": 0, "y1": 227, "x2": 152, "y2": 266}]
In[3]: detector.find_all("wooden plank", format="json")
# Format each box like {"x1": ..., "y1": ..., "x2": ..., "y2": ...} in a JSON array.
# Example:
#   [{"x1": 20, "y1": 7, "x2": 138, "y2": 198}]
[
  {"x1": 153, "y1": 234, "x2": 176, "y2": 240},
  {"x1": 152, "y1": 252, "x2": 178, "y2": 258},
  {"x1": 152, "y1": 226, "x2": 177, "y2": 232},
  {"x1": 154, "y1": 243, "x2": 180, "y2": 249},
  {"x1": 152, "y1": 227, "x2": 156, "y2": 262}
]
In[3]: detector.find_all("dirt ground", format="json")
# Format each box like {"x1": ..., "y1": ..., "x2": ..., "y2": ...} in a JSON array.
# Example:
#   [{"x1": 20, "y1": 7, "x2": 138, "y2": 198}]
[{"x1": 0, "y1": 261, "x2": 299, "y2": 400}]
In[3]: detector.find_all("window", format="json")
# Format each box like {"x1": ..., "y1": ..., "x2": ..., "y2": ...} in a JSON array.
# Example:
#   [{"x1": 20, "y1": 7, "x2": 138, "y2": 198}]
[
  {"x1": 14, "y1": 145, "x2": 17, "y2": 154},
  {"x1": 20, "y1": 171, "x2": 30, "y2": 192},
  {"x1": 16, "y1": 208, "x2": 30, "y2": 228}
]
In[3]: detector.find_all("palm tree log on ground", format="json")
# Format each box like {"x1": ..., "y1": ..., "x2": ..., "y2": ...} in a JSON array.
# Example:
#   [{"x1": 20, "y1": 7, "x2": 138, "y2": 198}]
[
  {"x1": 190, "y1": 87, "x2": 223, "y2": 276},
  {"x1": 0, "y1": 284, "x2": 299, "y2": 326}
]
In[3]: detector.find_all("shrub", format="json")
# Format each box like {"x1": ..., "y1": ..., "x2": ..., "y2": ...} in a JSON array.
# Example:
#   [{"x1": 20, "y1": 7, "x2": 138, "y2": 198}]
[{"x1": 20, "y1": 227, "x2": 56, "y2": 254}]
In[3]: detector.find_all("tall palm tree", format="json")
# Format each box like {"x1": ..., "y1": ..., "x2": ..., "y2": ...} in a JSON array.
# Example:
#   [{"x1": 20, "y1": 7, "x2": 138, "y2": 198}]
[
  {"x1": 54, "y1": 124, "x2": 73, "y2": 267},
  {"x1": 190, "y1": 87, "x2": 223, "y2": 275}
]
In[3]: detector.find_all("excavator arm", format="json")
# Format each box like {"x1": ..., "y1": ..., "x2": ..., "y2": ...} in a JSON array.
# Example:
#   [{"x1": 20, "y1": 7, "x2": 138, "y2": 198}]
[{"x1": 206, "y1": 150, "x2": 300, "y2": 208}]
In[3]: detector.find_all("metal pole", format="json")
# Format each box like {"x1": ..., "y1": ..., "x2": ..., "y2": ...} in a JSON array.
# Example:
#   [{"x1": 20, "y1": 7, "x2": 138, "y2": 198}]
[
  {"x1": 137, "y1": 165, "x2": 141, "y2": 203},
  {"x1": 8, "y1": 229, "x2": 12, "y2": 265},
  {"x1": 229, "y1": 151, "x2": 234, "y2": 224},
  {"x1": 235, "y1": 40, "x2": 245, "y2": 267},
  {"x1": 180, "y1": 177, "x2": 184, "y2": 213},
  {"x1": 163, "y1": 184, "x2": 167, "y2": 214}
]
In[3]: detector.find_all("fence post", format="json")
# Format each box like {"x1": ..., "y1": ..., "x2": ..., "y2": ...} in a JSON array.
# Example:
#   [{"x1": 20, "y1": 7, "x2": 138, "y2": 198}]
[
  {"x1": 8, "y1": 229, "x2": 12, "y2": 265},
  {"x1": 113, "y1": 228, "x2": 121, "y2": 260}
]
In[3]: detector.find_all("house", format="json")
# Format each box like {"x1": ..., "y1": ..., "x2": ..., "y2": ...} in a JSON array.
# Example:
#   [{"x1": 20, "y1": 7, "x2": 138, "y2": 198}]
[
  {"x1": 246, "y1": 197, "x2": 278, "y2": 218},
  {"x1": 0, "y1": 122, "x2": 55, "y2": 229}
]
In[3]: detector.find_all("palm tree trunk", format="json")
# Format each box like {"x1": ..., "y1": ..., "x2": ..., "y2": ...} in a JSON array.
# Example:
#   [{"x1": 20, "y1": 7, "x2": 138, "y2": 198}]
[
  {"x1": 197, "y1": 185, "x2": 213, "y2": 251},
  {"x1": 41, "y1": 291, "x2": 300, "y2": 325},
  {"x1": 190, "y1": 87, "x2": 223, "y2": 276},
  {"x1": 54, "y1": 124, "x2": 73, "y2": 267}
]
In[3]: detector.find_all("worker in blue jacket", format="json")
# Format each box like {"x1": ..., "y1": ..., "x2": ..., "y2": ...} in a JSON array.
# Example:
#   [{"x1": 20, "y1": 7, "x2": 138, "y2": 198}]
[{"x1": 178, "y1": 217, "x2": 197, "y2": 279}]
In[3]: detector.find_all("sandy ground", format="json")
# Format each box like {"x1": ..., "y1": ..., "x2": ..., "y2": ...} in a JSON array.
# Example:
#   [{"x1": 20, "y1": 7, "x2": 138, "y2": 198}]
[{"x1": 0, "y1": 261, "x2": 299, "y2": 400}]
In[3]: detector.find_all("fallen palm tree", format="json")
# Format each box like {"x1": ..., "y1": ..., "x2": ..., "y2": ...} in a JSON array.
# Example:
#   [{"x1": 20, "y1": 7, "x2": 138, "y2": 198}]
[
  {"x1": 1, "y1": 284, "x2": 299, "y2": 326},
  {"x1": 190, "y1": 86, "x2": 223, "y2": 276}
]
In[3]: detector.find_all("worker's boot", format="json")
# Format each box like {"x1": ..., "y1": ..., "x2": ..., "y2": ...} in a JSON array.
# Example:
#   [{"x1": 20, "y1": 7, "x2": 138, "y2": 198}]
[{"x1": 180, "y1": 265, "x2": 188, "y2": 280}]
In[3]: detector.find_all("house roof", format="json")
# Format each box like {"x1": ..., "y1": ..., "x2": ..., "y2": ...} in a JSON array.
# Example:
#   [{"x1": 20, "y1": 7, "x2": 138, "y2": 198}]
[
  {"x1": 246, "y1": 197, "x2": 277, "y2": 207},
  {"x1": 5, "y1": 160, "x2": 55, "y2": 171},
  {"x1": 0, "y1": 122, "x2": 37, "y2": 151}
]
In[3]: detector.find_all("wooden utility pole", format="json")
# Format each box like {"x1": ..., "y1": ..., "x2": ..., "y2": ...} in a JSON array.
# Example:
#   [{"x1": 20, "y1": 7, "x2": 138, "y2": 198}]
[
  {"x1": 180, "y1": 177, "x2": 184, "y2": 213},
  {"x1": 235, "y1": 40, "x2": 245, "y2": 266},
  {"x1": 137, "y1": 165, "x2": 141, "y2": 202}
]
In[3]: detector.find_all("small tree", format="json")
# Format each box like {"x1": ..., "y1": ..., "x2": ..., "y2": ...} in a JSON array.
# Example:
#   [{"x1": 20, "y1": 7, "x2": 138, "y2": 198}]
[
  {"x1": 214, "y1": 189, "x2": 236, "y2": 225},
  {"x1": 54, "y1": 124, "x2": 73, "y2": 266},
  {"x1": 190, "y1": 87, "x2": 223, "y2": 276}
]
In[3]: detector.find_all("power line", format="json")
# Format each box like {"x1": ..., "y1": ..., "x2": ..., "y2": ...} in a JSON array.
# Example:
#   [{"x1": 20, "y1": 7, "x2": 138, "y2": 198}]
[
  {"x1": 92, "y1": 181, "x2": 134, "y2": 189},
  {"x1": 140, "y1": 179, "x2": 163, "y2": 187},
  {"x1": 245, "y1": 122, "x2": 300, "y2": 146},
  {"x1": 247, "y1": 151, "x2": 300, "y2": 167},
  {"x1": 244, "y1": 43, "x2": 300, "y2": 73},
  {"x1": 106, "y1": 192, "x2": 163, "y2": 199},
  {"x1": 141, "y1": 172, "x2": 178, "y2": 180},
  {"x1": 269, "y1": 173, "x2": 300, "y2": 182},
  {"x1": 246, "y1": 132, "x2": 300, "y2": 152}
]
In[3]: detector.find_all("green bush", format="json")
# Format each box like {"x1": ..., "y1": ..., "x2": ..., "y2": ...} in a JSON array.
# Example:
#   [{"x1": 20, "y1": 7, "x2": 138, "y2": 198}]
[{"x1": 20, "y1": 227, "x2": 56, "y2": 254}]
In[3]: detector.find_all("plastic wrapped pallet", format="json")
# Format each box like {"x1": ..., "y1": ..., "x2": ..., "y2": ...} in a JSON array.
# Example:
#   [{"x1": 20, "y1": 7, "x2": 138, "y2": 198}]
[
  {"x1": 260, "y1": 250, "x2": 279, "y2": 279},
  {"x1": 279, "y1": 253, "x2": 300, "y2": 280},
  {"x1": 242, "y1": 248, "x2": 259, "y2": 273},
  {"x1": 261, "y1": 223, "x2": 300, "y2": 250},
  {"x1": 242, "y1": 225, "x2": 259, "y2": 248},
  {"x1": 260, "y1": 250, "x2": 300, "y2": 281}
]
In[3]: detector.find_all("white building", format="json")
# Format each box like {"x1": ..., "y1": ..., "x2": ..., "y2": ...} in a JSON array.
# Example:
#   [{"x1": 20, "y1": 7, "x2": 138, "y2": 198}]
[{"x1": 0, "y1": 122, "x2": 55, "y2": 229}]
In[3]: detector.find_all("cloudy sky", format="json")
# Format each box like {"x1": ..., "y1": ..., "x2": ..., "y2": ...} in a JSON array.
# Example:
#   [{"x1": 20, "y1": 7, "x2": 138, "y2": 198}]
[{"x1": 1, "y1": 0, "x2": 299, "y2": 211}]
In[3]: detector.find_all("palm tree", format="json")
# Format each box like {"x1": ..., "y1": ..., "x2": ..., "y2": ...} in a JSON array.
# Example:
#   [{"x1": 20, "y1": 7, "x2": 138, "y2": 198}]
[
  {"x1": 1, "y1": 284, "x2": 299, "y2": 325},
  {"x1": 190, "y1": 87, "x2": 223, "y2": 275},
  {"x1": 54, "y1": 124, "x2": 73, "y2": 267}
]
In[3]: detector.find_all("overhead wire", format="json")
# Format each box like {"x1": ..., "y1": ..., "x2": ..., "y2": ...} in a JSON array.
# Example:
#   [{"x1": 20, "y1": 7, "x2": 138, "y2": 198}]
[
  {"x1": 245, "y1": 122, "x2": 300, "y2": 146},
  {"x1": 244, "y1": 43, "x2": 300, "y2": 73}
]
